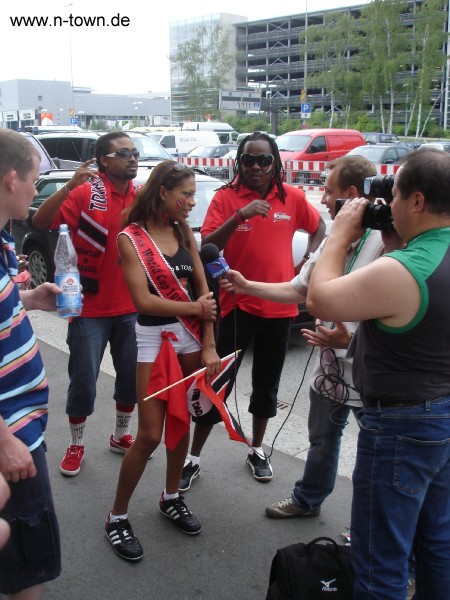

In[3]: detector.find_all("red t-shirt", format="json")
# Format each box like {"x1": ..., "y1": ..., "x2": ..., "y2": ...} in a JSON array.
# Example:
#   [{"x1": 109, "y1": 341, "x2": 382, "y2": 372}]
[
  {"x1": 50, "y1": 175, "x2": 137, "y2": 317},
  {"x1": 201, "y1": 182, "x2": 320, "y2": 318}
]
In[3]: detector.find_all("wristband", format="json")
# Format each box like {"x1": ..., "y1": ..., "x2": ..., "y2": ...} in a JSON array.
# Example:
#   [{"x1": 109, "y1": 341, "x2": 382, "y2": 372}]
[
  {"x1": 234, "y1": 209, "x2": 245, "y2": 224},
  {"x1": 198, "y1": 301, "x2": 206, "y2": 319},
  {"x1": 63, "y1": 184, "x2": 72, "y2": 194}
]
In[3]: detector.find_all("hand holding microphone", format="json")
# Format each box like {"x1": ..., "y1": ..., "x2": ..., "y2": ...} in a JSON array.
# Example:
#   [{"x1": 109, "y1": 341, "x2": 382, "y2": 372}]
[
  {"x1": 219, "y1": 269, "x2": 249, "y2": 295},
  {"x1": 200, "y1": 243, "x2": 230, "y2": 280}
]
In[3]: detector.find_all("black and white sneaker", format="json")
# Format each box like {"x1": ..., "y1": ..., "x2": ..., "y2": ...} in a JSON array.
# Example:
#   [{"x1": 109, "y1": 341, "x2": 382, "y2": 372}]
[
  {"x1": 105, "y1": 517, "x2": 143, "y2": 561},
  {"x1": 159, "y1": 493, "x2": 201, "y2": 535},
  {"x1": 179, "y1": 461, "x2": 200, "y2": 492},
  {"x1": 247, "y1": 451, "x2": 273, "y2": 482}
]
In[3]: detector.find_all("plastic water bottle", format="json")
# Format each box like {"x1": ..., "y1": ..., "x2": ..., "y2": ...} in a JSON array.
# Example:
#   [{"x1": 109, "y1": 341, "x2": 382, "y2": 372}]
[{"x1": 54, "y1": 224, "x2": 82, "y2": 318}]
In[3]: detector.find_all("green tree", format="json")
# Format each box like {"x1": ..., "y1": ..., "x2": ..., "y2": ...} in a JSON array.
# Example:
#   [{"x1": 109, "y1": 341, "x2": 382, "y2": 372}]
[
  {"x1": 411, "y1": 0, "x2": 448, "y2": 137},
  {"x1": 299, "y1": 11, "x2": 363, "y2": 128},
  {"x1": 172, "y1": 24, "x2": 234, "y2": 121},
  {"x1": 358, "y1": 0, "x2": 409, "y2": 133}
]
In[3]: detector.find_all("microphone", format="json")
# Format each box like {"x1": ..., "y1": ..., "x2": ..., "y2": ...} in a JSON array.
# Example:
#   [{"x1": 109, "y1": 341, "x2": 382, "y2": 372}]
[{"x1": 200, "y1": 243, "x2": 230, "y2": 280}]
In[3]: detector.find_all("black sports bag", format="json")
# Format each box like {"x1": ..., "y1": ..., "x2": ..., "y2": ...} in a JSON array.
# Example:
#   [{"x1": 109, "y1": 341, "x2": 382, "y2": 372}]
[{"x1": 266, "y1": 536, "x2": 354, "y2": 600}]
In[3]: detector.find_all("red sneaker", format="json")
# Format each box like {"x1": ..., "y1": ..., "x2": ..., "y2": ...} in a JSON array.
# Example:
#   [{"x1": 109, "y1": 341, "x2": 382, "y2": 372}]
[
  {"x1": 109, "y1": 434, "x2": 134, "y2": 454},
  {"x1": 60, "y1": 445, "x2": 84, "y2": 476}
]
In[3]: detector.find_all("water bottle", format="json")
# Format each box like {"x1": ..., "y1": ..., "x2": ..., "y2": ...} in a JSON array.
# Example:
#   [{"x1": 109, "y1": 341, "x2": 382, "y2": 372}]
[{"x1": 54, "y1": 224, "x2": 82, "y2": 318}]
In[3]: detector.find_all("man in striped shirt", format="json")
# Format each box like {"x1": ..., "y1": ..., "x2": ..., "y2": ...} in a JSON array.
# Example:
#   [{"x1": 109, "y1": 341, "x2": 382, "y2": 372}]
[{"x1": 0, "y1": 129, "x2": 62, "y2": 599}]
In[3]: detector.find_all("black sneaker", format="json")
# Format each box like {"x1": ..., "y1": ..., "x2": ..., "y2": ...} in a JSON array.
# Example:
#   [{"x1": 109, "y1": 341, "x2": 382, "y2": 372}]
[
  {"x1": 159, "y1": 493, "x2": 201, "y2": 535},
  {"x1": 105, "y1": 517, "x2": 143, "y2": 561},
  {"x1": 179, "y1": 461, "x2": 200, "y2": 492},
  {"x1": 246, "y1": 451, "x2": 273, "y2": 482}
]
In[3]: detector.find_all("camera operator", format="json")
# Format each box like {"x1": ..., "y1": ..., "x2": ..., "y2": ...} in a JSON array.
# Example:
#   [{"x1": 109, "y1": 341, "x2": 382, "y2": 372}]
[{"x1": 307, "y1": 149, "x2": 450, "y2": 598}]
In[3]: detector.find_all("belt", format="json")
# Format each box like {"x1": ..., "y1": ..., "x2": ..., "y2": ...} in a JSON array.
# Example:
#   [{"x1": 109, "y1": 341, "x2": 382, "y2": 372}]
[{"x1": 361, "y1": 396, "x2": 427, "y2": 408}]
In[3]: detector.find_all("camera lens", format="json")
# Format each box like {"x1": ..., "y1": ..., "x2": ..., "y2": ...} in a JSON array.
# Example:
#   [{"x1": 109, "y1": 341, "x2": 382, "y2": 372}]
[{"x1": 363, "y1": 175, "x2": 395, "y2": 202}]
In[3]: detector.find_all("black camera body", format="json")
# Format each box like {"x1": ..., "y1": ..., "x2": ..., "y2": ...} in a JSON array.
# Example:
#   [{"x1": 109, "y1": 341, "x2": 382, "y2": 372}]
[{"x1": 335, "y1": 175, "x2": 395, "y2": 231}]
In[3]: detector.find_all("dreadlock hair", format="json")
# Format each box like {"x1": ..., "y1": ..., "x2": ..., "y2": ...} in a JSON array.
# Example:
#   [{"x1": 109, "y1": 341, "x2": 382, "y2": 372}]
[
  {"x1": 125, "y1": 160, "x2": 195, "y2": 250},
  {"x1": 224, "y1": 132, "x2": 286, "y2": 203}
]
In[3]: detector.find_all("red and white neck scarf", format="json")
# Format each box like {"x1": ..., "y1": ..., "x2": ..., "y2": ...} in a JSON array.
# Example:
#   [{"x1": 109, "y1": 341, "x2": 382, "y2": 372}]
[{"x1": 73, "y1": 175, "x2": 139, "y2": 293}]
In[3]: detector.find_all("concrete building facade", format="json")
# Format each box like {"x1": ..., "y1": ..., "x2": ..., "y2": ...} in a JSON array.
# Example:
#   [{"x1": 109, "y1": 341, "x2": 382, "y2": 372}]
[
  {"x1": 0, "y1": 79, "x2": 170, "y2": 130},
  {"x1": 169, "y1": 13, "x2": 246, "y2": 124}
]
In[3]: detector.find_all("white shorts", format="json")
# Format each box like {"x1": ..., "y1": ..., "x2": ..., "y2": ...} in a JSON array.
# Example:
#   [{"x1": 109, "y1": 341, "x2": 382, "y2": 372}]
[{"x1": 135, "y1": 322, "x2": 202, "y2": 362}]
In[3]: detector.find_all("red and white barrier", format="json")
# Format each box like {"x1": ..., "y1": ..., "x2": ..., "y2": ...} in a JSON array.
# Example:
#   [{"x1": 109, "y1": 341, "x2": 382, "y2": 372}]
[{"x1": 179, "y1": 158, "x2": 399, "y2": 186}]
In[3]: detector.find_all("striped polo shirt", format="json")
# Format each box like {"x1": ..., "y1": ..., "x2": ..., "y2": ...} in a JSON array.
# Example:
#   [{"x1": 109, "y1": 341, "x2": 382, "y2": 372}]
[{"x1": 0, "y1": 230, "x2": 48, "y2": 450}]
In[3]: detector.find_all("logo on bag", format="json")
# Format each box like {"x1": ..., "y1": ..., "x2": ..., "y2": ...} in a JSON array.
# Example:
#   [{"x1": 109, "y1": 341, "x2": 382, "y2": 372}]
[{"x1": 321, "y1": 578, "x2": 338, "y2": 592}]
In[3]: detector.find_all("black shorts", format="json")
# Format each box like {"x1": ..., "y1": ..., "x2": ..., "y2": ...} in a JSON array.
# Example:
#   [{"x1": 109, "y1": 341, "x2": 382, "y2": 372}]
[{"x1": 0, "y1": 442, "x2": 61, "y2": 595}]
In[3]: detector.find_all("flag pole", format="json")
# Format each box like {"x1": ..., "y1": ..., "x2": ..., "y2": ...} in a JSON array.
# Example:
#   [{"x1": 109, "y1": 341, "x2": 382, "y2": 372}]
[{"x1": 143, "y1": 350, "x2": 241, "y2": 401}]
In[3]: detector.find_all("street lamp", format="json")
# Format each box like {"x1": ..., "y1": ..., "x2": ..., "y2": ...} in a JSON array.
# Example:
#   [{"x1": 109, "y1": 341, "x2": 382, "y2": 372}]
[{"x1": 65, "y1": 4, "x2": 75, "y2": 115}]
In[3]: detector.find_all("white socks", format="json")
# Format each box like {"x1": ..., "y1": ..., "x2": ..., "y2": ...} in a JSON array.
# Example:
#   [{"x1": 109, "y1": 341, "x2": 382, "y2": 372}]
[
  {"x1": 70, "y1": 421, "x2": 86, "y2": 446},
  {"x1": 163, "y1": 490, "x2": 179, "y2": 501},
  {"x1": 109, "y1": 512, "x2": 128, "y2": 523},
  {"x1": 186, "y1": 454, "x2": 200, "y2": 467},
  {"x1": 249, "y1": 446, "x2": 265, "y2": 458}
]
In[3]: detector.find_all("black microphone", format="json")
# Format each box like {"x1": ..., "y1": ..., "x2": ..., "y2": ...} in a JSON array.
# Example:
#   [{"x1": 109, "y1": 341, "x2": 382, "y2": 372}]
[{"x1": 200, "y1": 243, "x2": 230, "y2": 280}]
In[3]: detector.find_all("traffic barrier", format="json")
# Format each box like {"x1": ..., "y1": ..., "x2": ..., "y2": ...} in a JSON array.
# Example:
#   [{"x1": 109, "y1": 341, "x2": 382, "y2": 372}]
[{"x1": 180, "y1": 157, "x2": 399, "y2": 187}]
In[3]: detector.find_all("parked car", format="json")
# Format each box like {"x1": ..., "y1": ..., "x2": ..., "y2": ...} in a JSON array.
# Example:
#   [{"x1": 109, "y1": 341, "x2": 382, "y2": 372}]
[
  {"x1": 159, "y1": 131, "x2": 221, "y2": 157},
  {"x1": 185, "y1": 144, "x2": 237, "y2": 179},
  {"x1": 181, "y1": 122, "x2": 238, "y2": 144},
  {"x1": 36, "y1": 131, "x2": 172, "y2": 169},
  {"x1": 11, "y1": 168, "x2": 310, "y2": 323},
  {"x1": 20, "y1": 131, "x2": 58, "y2": 173},
  {"x1": 346, "y1": 143, "x2": 413, "y2": 165},
  {"x1": 236, "y1": 132, "x2": 277, "y2": 145},
  {"x1": 277, "y1": 129, "x2": 365, "y2": 184},
  {"x1": 418, "y1": 141, "x2": 450, "y2": 153},
  {"x1": 363, "y1": 132, "x2": 399, "y2": 144}
]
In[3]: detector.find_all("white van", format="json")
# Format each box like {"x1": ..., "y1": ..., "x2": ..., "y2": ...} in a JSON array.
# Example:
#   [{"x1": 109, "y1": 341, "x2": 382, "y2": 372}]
[
  {"x1": 181, "y1": 122, "x2": 238, "y2": 145},
  {"x1": 159, "y1": 131, "x2": 220, "y2": 157}
]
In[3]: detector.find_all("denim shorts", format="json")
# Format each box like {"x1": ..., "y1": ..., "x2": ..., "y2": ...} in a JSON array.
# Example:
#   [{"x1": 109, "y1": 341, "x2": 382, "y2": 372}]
[
  {"x1": 0, "y1": 442, "x2": 61, "y2": 595},
  {"x1": 135, "y1": 322, "x2": 201, "y2": 362}
]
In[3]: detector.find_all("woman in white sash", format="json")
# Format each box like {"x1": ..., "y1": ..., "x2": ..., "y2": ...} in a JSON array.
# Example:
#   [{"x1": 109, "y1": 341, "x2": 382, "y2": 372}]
[{"x1": 105, "y1": 161, "x2": 220, "y2": 561}]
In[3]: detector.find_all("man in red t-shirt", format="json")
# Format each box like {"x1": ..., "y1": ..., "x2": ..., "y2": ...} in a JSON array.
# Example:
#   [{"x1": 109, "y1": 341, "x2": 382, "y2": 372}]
[
  {"x1": 33, "y1": 132, "x2": 140, "y2": 477},
  {"x1": 180, "y1": 132, "x2": 325, "y2": 488}
]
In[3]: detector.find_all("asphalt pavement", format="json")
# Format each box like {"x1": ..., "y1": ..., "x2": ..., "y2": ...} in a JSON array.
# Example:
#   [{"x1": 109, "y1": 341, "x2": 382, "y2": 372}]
[
  {"x1": 34, "y1": 190, "x2": 354, "y2": 600},
  {"x1": 36, "y1": 334, "x2": 353, "y2": 600}
]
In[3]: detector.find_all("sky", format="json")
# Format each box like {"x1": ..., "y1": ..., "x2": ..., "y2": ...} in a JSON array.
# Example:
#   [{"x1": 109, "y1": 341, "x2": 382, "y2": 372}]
[{"x1": 1, "y1": 0, "x2": 369, "y2": 95}]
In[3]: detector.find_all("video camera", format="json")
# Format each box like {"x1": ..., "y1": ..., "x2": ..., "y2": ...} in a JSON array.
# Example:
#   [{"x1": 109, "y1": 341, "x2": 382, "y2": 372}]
[{"x1": 335, "y1": 174, "x2": 395, "y2": 231}]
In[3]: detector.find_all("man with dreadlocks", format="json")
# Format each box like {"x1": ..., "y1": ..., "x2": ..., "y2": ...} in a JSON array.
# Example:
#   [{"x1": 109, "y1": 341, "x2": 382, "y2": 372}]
[{"x1": 179, "y1": 132, "x2": 325, "y2": 487}]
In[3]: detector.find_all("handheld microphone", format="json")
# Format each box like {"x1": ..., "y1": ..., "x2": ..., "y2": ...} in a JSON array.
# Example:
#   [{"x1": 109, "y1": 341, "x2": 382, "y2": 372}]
[{"x1": 200, "y1": 243, "x2": 230, "y2": 280}]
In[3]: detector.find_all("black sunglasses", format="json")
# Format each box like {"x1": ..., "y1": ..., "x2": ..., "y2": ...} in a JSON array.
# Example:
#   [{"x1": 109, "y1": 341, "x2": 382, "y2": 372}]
[
  {"x1": 240, "y1": 153, "x2": 274, "y2": 168},
  {"x1": 105, "y1": 149, "x2": 140, "y2": 160}
]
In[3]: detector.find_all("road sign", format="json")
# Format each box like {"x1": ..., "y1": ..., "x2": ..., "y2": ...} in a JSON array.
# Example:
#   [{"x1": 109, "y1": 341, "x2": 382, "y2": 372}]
[
  {"x1": 301, "y1": 102, "x2": 311, "y2": 119},
  {"x1": 220, "y1": 90, "x2": 261, "y2": 111},
  {"x1": 70, "y1": 117, "x2": 79, "y2": 125},
  {"x1": 19, "y1": 109, "x2": 35, "y2": 121},
  {"x1": 2, "y1": 111, "x2": 18, "y2": 122}
]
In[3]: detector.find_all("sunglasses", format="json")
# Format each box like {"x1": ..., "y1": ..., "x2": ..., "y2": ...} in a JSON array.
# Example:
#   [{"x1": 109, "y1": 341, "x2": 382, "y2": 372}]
[
  {"x1": 105, "y1": 149, "x2": 140, "y2": 160},
  {"x1": 240, "y1": 153, "x2": 274, "y2": 168},
  {"x1": 171, "y1": 161, "x2": 187, "y2": 171}
]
